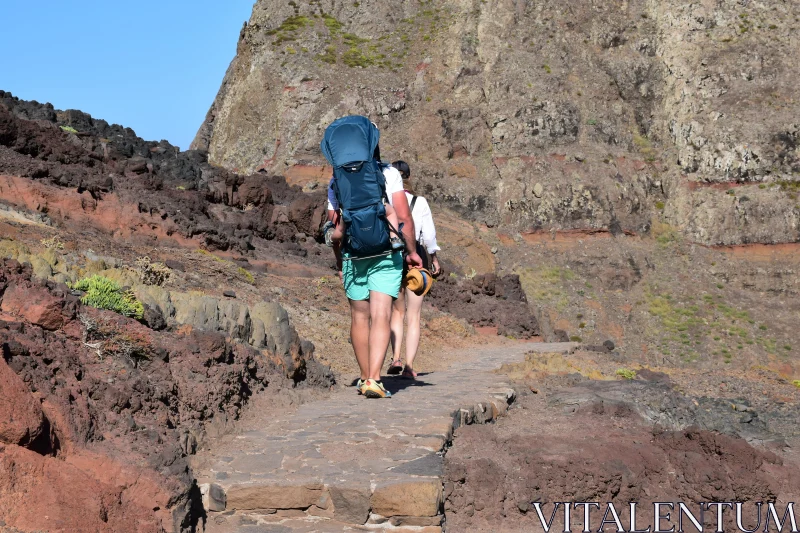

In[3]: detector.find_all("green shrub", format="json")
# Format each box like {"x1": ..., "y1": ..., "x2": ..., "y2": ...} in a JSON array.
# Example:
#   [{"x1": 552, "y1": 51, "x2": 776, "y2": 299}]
[
  {"x1": 59, "y1": 125, "x2": 78, "y2": 134},
  {"x1": 317, "y1": 45, "x2": 337, "y2": 64},
  {"x1": 793, "y1": 380, "x2": 800, "y2": 388},
  {"x1": 323, "y1": 14, "x2": 343, "y2": 33},
  {"x1": 616, "y1": 368, "x2": 636, "y2": 380},
  {"x1": 71, "y1": 275, "x2": 144, "y2": 319},
  {"x1": 238, "y1": 267, "x2": 255, "y2": 284}
]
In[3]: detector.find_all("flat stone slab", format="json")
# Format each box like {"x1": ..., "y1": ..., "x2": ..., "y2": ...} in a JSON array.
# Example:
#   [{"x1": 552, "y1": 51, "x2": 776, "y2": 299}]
[{"x1": 195, "y1": 342, "x2": 575, "y2": 530}]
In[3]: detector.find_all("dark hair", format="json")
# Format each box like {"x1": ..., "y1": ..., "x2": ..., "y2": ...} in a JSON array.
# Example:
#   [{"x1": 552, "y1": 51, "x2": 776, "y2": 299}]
[{"x1": 392, "y1": 160, "x2": 411, "y2": 180}]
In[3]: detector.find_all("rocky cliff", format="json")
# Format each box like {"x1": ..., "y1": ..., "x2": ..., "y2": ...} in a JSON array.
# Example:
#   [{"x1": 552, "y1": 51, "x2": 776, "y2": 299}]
[{"x1": 194, "y1": 0, "x2": 800, "y2": 246}]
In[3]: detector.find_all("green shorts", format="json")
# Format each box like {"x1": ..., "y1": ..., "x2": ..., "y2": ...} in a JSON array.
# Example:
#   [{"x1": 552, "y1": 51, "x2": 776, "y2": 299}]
[{"x1": 342, "y1": 251, "x2": 403, "y2": 301}]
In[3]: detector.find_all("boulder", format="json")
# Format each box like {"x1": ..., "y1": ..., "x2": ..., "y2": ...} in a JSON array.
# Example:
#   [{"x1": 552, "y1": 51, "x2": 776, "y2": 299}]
[
  {"x1": 0, "y1": 359, "x2": 44, "y2": 447},
  {"x1": 1, "y1": 283, "x2": 65, "y2": 330}
]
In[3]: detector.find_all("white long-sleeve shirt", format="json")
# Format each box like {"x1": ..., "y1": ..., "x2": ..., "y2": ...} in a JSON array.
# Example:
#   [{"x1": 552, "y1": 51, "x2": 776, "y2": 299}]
[{"x1": 405, "y1": 192, "x2": 440, "y2": 254}]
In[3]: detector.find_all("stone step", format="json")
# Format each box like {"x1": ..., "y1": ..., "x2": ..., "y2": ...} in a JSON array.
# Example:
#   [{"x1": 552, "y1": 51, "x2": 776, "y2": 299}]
[{"x1": 196, "y1": 342, "x2": 577, "y2": 532}]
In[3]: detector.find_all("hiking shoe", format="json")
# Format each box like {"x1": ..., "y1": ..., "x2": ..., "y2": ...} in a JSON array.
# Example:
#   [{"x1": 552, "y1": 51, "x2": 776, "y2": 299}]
[
  {"x1": 356, "y1": 378, "x2": 366, "y2": 395},
  {"x1": 387, "y1": 360, "x2": 403, "y2": 375},
  {"x1": 390, "y1": 236, "x2": 405, "y2": 251},
  {"x1": 363, "y1": 379, "x2": 392, "y2": 399},
  {"x1": 322, "y1": 221, "x2": 335, "y2": 247}
]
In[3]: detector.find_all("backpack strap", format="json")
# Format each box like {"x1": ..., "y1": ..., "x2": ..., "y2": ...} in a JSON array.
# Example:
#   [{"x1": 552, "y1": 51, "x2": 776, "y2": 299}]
[{"x1": 409, "y1": 195, "x2": 423, "y2": 245}]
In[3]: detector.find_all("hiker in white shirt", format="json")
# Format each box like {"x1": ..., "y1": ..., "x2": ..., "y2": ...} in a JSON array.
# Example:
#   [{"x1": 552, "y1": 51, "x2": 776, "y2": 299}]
[{"x1": 387, "y1": 161, "x2": 442, "y2": 379}]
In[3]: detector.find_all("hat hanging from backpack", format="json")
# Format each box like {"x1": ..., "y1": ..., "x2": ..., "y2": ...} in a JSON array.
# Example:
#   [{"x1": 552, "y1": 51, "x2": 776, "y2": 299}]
[{"x1": 406, "y1": 267, "x2": 434, "y2": 296}]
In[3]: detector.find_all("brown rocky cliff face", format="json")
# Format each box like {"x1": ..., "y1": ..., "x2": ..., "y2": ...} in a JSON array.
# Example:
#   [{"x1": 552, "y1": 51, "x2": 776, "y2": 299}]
[{"x1": 195, "y1": 0, "x2": 800, "y2": 246}]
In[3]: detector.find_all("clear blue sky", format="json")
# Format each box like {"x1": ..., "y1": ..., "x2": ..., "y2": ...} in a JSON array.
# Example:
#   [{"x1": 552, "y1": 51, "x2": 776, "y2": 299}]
[{"x1": 0, "y1": 0, "x2": 254, "y2": 151}]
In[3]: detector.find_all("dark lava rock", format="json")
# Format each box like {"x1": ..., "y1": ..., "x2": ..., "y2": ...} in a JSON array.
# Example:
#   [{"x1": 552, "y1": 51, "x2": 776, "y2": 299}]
[
  {"x1": 142, "y1": 304, "x2": 167, "y2": 331},
  {"x1": 164, "y1": 260, "x2": 184, "y2": 271}
]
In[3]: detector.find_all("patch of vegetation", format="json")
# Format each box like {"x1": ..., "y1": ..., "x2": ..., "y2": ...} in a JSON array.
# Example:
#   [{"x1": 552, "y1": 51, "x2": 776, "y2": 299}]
[
  {"x1": 40, "y1": 235, "x2": 65, "y2": 250},
  {"x1": 542, "y1": 64, "x2": 552, "y2": 74},
  {"x1": 197, "y1": 249, "x2": 227, "y2": 263},
  {"x1": 655, "y1": 201, "x2": 665, "y2": 210},
  {"x1": 79, "y1": 313, "x2": 151, "y2": 367},
  {"x1": 517, "y1": 266, "x2": 575, "y2": 310},
  {"x1": 646, "y1": 292, "x2": 702, "y2": 333},
  {"x1": 651, "y1": 221, "x2": 680, "y2": 246},
  {"x1": 70, "y1": 275, "x2": 144, "y2": 319},
  {"x1": 570, "y1": 335, "x2": 583, "y2": 342},
  {"x1": 317, "y1": 45, "x2": 337, "y2": 64},
  {"x1": 134, "y1": 256, "x2": 171, "y2": 286},
  {"x1": 633, "y1": 132, "x2": 659, "y2": 161},
  {"x1": 59, "y1": 125, "x2": 78, "y2": 134},
  {"x1": 616, "y1": 368, "x2": 636, "y2": 380},
  {"x1": 322, "y1": 14, "x2": 343, "y2": 33},
  {"x1": 793, "y1": 380, "x2": 800, "y2": 388},
  {"x1": 342, "y1": 45, "x2": 380, "y2": 68},
  {"x1": 238, "y1": 267, "x2": 255, "y2": 285},
  {"x1": 266, "y1": 15, "x2": 310, "y2": 44},
  {"x1": 777, "y1": 180, "x2": 800, "y2": 196}
]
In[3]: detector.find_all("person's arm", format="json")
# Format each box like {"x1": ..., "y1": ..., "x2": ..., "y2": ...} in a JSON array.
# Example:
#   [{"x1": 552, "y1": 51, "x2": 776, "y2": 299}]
[
  {"x1": 418, "y1": 198, "x2": 442, "y2": 275},
  {"x1": 333, "y1": 240, "x2": 343, "y2": 279},
  {"x1": 327, "y1": 208, "x2": 344, "y2": 278},
  {"x1": 392, "y1": 189, "x2": 422, "y2": 268},
  {"x1": 383, "y1": 166, "x2": 422, "y2": 268},
  {"x1": 417, "y1": 199, "x2": 440, "y2": 254}
]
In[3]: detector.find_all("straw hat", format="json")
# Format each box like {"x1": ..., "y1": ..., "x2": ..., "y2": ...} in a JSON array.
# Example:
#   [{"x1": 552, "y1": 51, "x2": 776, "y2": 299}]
[{"x1": 406, "y1": 267, "x2": 434, "y2": 296}]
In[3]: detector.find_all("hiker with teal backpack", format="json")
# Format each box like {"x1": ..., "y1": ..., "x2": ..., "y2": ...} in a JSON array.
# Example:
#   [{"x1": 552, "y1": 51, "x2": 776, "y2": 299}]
[{"x1": 320, "y1": 116, "x2": 422, "y2": 399}]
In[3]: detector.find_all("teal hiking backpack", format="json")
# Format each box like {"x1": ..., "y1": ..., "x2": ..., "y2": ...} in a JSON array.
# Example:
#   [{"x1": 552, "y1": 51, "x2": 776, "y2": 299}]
[{"x1": 320, "y1": 115, "x2": 396, "y2": 258}]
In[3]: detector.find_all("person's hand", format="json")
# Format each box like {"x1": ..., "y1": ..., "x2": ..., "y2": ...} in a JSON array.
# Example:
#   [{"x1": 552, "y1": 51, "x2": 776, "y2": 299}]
[
  {"x1": 431, "y1": 256, "x2": 442, "y2": 278},
  {"x1": 405, "y1": 250, "x2": 423, "y2": 268},
  {"x1": 337, "y1": 269, "x2": 343, "y2": 282}
]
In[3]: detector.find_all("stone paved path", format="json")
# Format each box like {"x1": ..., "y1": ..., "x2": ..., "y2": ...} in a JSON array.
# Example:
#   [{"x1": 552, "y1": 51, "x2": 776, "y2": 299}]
[{"x1": 196, "y1": 342, "x2": 576, "y2": 533}]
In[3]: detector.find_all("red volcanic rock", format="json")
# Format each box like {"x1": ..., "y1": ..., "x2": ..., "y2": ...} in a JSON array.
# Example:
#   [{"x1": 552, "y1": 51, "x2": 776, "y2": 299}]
[
  {"x1": 0, "y1": 359, "x2": 44, "y2": 446},
  {"x1": 1, "y1": 283, "x2": 66, "y2": 330},
  {"x1": 0, "y1": 445, "x2": 170, "y2": 533},
  {"x1": 0, "y1": 258, "x2": 332, "y2": 531}
]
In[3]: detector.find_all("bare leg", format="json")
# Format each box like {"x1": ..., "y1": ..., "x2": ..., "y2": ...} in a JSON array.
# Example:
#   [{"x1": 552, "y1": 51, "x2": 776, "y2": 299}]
[
  {"x1": 404, "y1": 288, "x2": 425, "y2": 373},
  {"x1": 368, "y1": 290, "x2": 394, "y2": 380},
  {"x1": 349, "y1": 299, "x2": 370, "y2": 380},
  {"x1": 390, "y1": 289, "x2": 406, "y2": 364}
]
